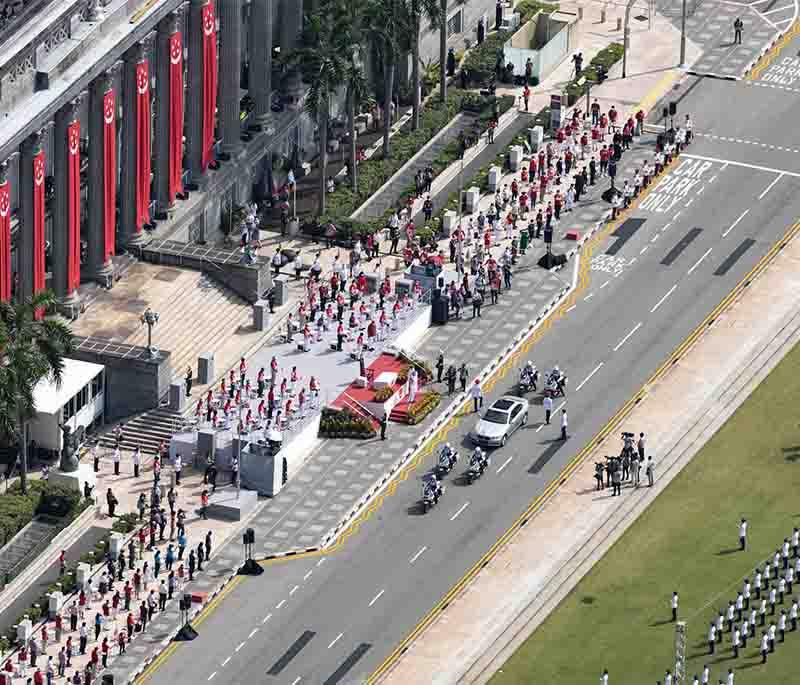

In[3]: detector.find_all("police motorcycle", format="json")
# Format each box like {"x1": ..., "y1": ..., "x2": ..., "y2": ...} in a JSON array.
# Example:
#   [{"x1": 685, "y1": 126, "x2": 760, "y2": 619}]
[
  {"x1": 465, "y1": 447, "x2": 491, "y2": 484},
  {"x1": 518, "y1": 361, "x2": 539, "y2": 394},
  {"x1": 421, "y1": 473, "x2": 444, "y2": 513},
  {"x1": 543, "y1": 366, "x2": 567, "y2": 398},
  {"x1": 435, "y1": 442, "x2": 459, "y2": 477}
]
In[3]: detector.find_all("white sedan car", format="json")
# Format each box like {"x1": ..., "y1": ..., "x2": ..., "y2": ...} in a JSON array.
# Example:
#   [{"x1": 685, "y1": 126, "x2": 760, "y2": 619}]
[{"x1": 469, "y1": 396, "x2": 529, "y2": 447}]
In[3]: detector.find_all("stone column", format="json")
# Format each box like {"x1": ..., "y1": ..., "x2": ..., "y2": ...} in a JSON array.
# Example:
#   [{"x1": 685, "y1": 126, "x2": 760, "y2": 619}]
[
  {"x1": 87, "y1": 65, "x2": 119, "y2": 284},
  {"x1": 119, "y1": 39, "x2": 151, "y2": 247},
  {"x1": 154, "y1": 9, "x2": 183, "y2": 218},
  {"x1": 280, "y1": 0, "x2": 303, "y2": 107},
  {"x1": 186, "y1": 0, "x2": 208, "y2": 187},
  {"x1": 249, "y1": 0, "x2": 273, "y2": 132},
  {"x1": 218, "y1": 0, "x2": 242, "y2": 157},
  {"x1": 52, "y1": 96, "x2": 82, "y2": 308},
  {"x1": 18, "y1": 129, "x2": 45, "y2": 302}
]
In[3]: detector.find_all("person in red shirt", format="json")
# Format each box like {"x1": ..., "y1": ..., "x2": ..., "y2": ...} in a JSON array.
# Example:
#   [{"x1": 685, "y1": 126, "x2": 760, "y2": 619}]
[
  {"x1": 522, "y1": 85, "x2": 531, "y2": 111},
  {"x1": 101, "y1": 637, "x2": 109, "y2": 668},
  {"x1": 33, "y1": 668, "x2": 44, "y2": 685}
]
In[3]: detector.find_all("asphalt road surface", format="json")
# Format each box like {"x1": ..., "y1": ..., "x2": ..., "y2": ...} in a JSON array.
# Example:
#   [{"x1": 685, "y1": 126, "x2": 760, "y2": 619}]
[{"x1": 147, "y1": 70, "x2": 800, "y2": 685}]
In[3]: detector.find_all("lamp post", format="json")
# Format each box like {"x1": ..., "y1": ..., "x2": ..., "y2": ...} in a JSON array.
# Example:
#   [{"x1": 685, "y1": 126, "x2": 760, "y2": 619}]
[
  {"x1": 140, "y1": 307, "x2": 160, "y2": 358},
  {"x1": 679, "y1": 0, "x2": 688, "y2": 66}
]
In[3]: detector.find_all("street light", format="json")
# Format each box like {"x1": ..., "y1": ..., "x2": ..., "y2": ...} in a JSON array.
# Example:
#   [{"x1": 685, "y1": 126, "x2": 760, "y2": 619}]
[{"x1": 140, "y1": 307, "x2": 160, "y2": 358}]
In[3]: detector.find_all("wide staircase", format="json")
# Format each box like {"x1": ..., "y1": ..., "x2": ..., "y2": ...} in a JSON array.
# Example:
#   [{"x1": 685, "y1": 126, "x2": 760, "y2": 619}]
[
  {"x1": 0, "y1": 518, "x2": 60, "y2": 582},
  {"x1": 71, "y1": 264, "x2": 256, "y2": 453},
  {"x1": 353, "y1": 113, "x2": 478, "y2": 221}
]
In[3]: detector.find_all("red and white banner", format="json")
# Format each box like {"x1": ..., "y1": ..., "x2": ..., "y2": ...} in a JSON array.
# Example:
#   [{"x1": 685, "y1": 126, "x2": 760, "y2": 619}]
[
  {"x1": 33, "y1": 150, "x2": 46, "y2": 316},
  {"x1": 103, "y1": 89, "x2": 116, "y2": 263},
  {"x1": 201, "y1": 3, "x2": 217, "y2": 171},
  {"x1": 169, "y1": 31, "x2": 184, "y2": 202},
  {"x1": 135, "y1": 60, "x2": 151, "y2": 231},
  {"x1": 0, "y1": 180, "x2": 10, "y2": 302},
  {"x1": 67, "y1": 120, "x2": 81, "y2": 294}
]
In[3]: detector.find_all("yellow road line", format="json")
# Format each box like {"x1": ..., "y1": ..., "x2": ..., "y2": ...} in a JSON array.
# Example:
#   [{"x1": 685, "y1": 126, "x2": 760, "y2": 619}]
[
  {"x1": 366, "y1": 223, "x2": 800, "y2": 684},
  {"x1": 747, "y1": 21, "x2": 800, "y2": 80},
  {"x1": 131, "y1": 140, "x2": 677, "y2": 685}
]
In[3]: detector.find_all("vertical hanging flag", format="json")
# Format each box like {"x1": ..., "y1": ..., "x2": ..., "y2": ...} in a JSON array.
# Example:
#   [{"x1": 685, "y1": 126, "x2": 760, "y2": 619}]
[
  {"x1": 169, "y1": 31, "x2": 184, "y2": 202},
  {"x1": 0, "y1": 179, "x2": 10, "y2": 302},
  {"x1": 201, "y1": 2, "x2": 217, "y2": 171},
  {"x1": 103, "y1": 89, "x2": 117, "y2": 263},
  {"x1": 33, "y1": 149, "x2": 46, "y2": 317},
  {"x1": 135, "y1": 60, "x2": 151, "y2": 231},
  {"x1": 67, "y1": 120, "x2": 81, "y2": 294}
]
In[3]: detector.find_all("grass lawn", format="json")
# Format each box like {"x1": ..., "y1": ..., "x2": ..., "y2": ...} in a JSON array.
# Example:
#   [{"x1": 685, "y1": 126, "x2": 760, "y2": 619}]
[{"x1": 490, "y1": 340, "x2": 800, "y2": 685}]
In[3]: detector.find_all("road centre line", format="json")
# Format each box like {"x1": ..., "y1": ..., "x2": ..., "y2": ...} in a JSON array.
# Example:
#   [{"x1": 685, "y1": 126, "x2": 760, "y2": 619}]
[
  {"x1": 640, "y1": 246, "x2": 648, "y2": 254},
  {"x1": 650, "y1": 284, "x2": 677, "y2": 313},
  {"x1": 316, "y1": 558, "x2": 325, "y2": 567},
  {"x1": 235, "y1": 642, "x2": 245, "y2": 653},
  {"x1": 303, "y1": 570, "x2": 313, "y2": 580},
  {"x1": 613, "y1": 322, "x2": 643, "y2": 352},
  {"x1": 450, "y1": 502, "x2": 470, "y2": 521},
  {"x1": 262, "y1": 614, "x2": 272, "y2": 624},
  {"x1": 276, "y1": 600, "x2": 286, "y2": 609},
  {"x1": 651, "y1": 233, "x2": 659, "y2": 243},
  {"x1": 249, "y1": 628, "x2": 259, "y2": 638},
  {"x1": 566, "y1": 304, "x2": 577, "y2": 312},
  {"x1": 600, "y1": 281, "x2": 610, "y2": 289},
  {"x1": 758, "y1": 173, "x2": 784, "y2": 199},
  {"x1": 497, "y1": 456, "x2": 513, "y2": 473},
  {"x1": 688, "y1": 247, "x2": 713, "y2": 275},
  {"x1": 409, "y1": 546, "x2": 427, "y2": 564},
  {"x1": 723, "y1": 209, "x2": 749, "y2": 238},
  {"x1": 289, "y1": 585, "x2": 299, "y2": 596},
  {"x1": 369, "y1": 590, "x2": 385, "y2": 607},
  {"x1": 222, "y1": 656, "x2": 231, "y2": 666},
  {"x1": 575, "y1": 363, "x2": 604, "y2": 392},
  {"x1": 208, "y1": 672, "x2": 217, "y2": 681},
  {"x1": 555, "y1": 401, "x2": 566, "y2": 413},
  {"x1": 291, "y1": 677, "x2": 302, "y2": 685},
  {"x1": 328, "y1": 633, "x2": 344, "y2": 649},
  {"x1": 584, "y1": 292, "x2": 595, "y2": 300},
  {"x1": 681, "y1": 153, "x2": 800, "y2": 178}
]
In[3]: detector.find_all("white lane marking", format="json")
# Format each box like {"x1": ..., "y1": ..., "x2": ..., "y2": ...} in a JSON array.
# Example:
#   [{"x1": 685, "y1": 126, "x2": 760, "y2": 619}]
[
  {"x1": 628, "y1": 257, "x2": 637, "y2": 266},
  {"x1": 663, "y1": 221, "x2": 673, "y2": 230},
  {"x1": 650, "y1": 284, "x2": 677, "y2": 313},
  {"x1": 758, "y1": 173, "x2": 784, "y2": 200},
  {"x1": 369, "y1": 589, "x2": 385, "y2": 607},
  {"x1": 640, "y1": 246, "x2": 648, "y2": 255},
  {"x1": 708, "y1": 175, "x2": 717, "y2": 184},
  {"x1": 289, "y1": 585, "x2": 299, "y2": 596},
  {"x1": 535, "y1": 423, "x2": 545, "y2": 432},
  {"x1": 222, "y1": 657, "x2": 231, "y2": 666},
  {"x1": 600, "y1": 281, "x2": 610, "y2": 289},
  {"x1": 276, "y1": 600, "x2": 286, "y2": 609},
  {"x1": 721, "y1": 163, "x2": 729, "y2": 171},
  {"x1": 566, "y1": 304, "x2": 577, "y2": 313},
  {"x1": 674, "y1": 211, "x2": 683, "y2": 219},
  {"x1": 575, "y1": 363, "x2": 604, "y2": 392},
  {"x1": 208, "y1": 672, "x2": 217, "y2": 681},
  {"x1": 235, "y1": 642, "x2": 245, "y2": 652},
  {"x1": 450, "y1": 502, "x2": 470, "y2": 521},
  {"x1": 496, "y1": 456, "x2": 513, "y2": 473},
  {"x1": 697, "y1": 186, "x2": 705, "y2": 195},
  {"x1": 688, "y1": 247, "x2": 713, "y2": 275},
  {"x1": 584, "y1": 292, "x2": 595, "y2": 300},
  {"x1": 613, "y1": 322, "x2": 643, "y2": 352},
  {"x1": 291, "y1": 678, "x2": 302, "y2": 685},
  {"x1": 249, "y1": 628, "x2": 259, "y2": 639},
  {"x1": 316, "y1": 558, "x2": 326, "y2": 568},
  {"x1": 262, "y1": 614, "x2": 272, "y2": 624},
  {"x1": 681, "y1": 153, "x2": 800, "y2": 178},
  {"x1": 409, "y1": 546, "x2": 427, "y2": 564},
  {"x1": 304, "y1": 571, "x2": 313, "y2": 581},
  {"x1": 328, "y1": 633, "x2": 343, "y2": 649},
  {"x1": 686, "y1": 197, "x2": 695, "y2": 207},
  {"x1": 723, "y1": 209, "x2": 749, "y2": 238},
  {"x1": 650, "y1": 234, "x2": 659, "y2": 243}
]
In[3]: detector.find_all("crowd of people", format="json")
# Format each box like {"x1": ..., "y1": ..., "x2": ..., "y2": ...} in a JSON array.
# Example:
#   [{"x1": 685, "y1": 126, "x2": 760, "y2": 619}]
[{"x1": 1, "y1": 452, "x2": 214, "y2": 685}]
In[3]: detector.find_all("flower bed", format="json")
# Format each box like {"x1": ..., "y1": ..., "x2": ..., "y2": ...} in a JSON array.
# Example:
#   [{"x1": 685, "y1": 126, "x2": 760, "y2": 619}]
[
  {"x1": 373, "y1": 386, "x2": 395, "y2": 403},
  {"x1": 407, "y1": 392, "x2": 442, "y2": 425},
  {"x1": 319, "y1": 407, "x2": 377, "y2": 439}
]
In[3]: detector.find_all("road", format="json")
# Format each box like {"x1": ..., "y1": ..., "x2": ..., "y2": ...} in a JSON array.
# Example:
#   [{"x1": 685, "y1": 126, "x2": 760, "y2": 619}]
[{"x1": 145, "y1": 67, "x2": 800, "y2": 685}]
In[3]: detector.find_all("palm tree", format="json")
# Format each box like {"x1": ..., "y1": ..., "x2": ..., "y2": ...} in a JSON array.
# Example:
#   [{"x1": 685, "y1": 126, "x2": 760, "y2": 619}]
[
  {"x1": 285, "y1": 5, "x2": 348, "y2": 215},
  {"x1": 0, "y1": 291, "x2": 75, "y2": 494}
]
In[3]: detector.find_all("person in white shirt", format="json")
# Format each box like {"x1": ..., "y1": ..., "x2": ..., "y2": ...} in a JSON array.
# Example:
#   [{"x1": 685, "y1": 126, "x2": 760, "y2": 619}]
[
  {"x1": 702, "y1": 664, "x2": 710, "y2": 685},
  {"x1": 726, "y1": 668, "x2": 734, "y2": 685},
  {"x1": 708, "y1": 622, "x2": 716, "y2": 654},
  {"x1": 664, "y1": 670, "x2": 673, "y2": 685},
  {"x1": 793, "y1": 527, "x2": 799, "y2": 557},
  {"x1": 739, "y1": 518, "x2": 747, "y2": 550},
  {"x1": 790, "y1": 598, "x2": 798, "y2": 631},
  {"x1": 760, "y1": 631, "x2": 769, "y2": 663},
  {"x1": 743, "y1": 578, "x2": 751, "y2": 609},
  {"x1": 768, "y1": 621, "x2": 777, "y2": 651},
  {"x1": 731, "y1": 626, "x2": 740, "y2": 658},
  {"x1": 113, "y1": 447, "x2": 121, "y2": 476},
  {"x1": 469, "y1": 380, "x2": 483, "y2": 413},
  {"x1": 560, "y1": 408, "x2": 568, "y2": 440},
  {"x1": 779, "y1": 609, "x2": 787, "y2": 641},
  {"x1": 671, "y1": 591, "x2": 679, "y2": 621},
  {"x1": 600, "y1": 669, "x2": 608, "y2": 685},
  {"x1": 132, "y1": 448, "x2": 140, "y2": 478}
]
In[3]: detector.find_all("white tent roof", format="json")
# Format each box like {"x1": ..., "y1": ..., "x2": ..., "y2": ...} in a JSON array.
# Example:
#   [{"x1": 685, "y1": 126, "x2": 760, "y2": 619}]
[{"x1": 32, "y1": 358, "x2": 104, "y2": 416}]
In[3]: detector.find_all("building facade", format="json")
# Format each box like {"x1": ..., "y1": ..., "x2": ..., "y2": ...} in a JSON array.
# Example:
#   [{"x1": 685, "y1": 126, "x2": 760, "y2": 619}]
[{"x1": 0, "y1": 0, "x2": 308, "y2": 315}]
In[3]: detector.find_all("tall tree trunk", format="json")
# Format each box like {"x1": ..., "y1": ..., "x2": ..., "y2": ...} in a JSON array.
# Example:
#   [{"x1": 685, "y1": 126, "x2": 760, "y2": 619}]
[
  {"x1": 382, "y1": 45, "x2": 394, "y2": 158},
  {"x1": 439, "y1": 0, "x2": 447, "y2": 102},
  {"x1": 17, "y1": 408, "x2": 27, "y2": 495},
  {"x1": 412, "y1": 3, "x2": 421, "y2": 130},
  {"x1": 318, "y1": 106, "x2": 329, "y2": 216},
  {"x1": 349, "y1": 87, "x2": 358, "y2": 192}
]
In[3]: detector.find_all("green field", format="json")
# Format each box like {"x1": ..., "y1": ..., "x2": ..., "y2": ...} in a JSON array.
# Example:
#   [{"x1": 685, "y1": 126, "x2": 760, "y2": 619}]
[{"x1": 490, "y1": 339, "x2": 800, "y2": 685}]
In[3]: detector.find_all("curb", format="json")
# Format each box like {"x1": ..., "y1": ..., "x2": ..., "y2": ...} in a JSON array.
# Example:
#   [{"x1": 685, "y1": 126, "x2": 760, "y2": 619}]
[
  {"x1": 260, "y1": 547, "x2": 319, "y2": 562},
  {"x1": 317, "y1": 258, "x2": 578, "y2": 551},
  {"x1": 742, "y1": 28, "x2": 785, "y2": 78}
]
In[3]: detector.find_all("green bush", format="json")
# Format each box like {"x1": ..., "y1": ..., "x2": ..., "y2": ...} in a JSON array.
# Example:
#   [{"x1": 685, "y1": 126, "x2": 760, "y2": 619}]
[
  {"x1": 564, "y1": 42, "x2": 624, "y2": 106},
  {"x1": 319, "y1": 407, "x2": 377, "y2": 439},
  {"x1": 0, "y1": 480, "x2": 88, "y2": 547},
  {"x1": 516, "y1": 0, "x2": 559, "y2": 22}
]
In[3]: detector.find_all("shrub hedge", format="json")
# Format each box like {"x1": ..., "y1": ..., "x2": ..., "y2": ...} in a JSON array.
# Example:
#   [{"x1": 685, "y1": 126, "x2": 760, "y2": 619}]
[{"x1": 0, "y1": 481, "x2": 87, "y2": 548}]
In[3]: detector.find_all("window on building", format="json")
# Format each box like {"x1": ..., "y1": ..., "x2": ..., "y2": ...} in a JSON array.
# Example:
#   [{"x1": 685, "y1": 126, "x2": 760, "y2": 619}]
[
  {"x1": 447, "y1": 9, "x2": 463, "y2": 37},
  {"x1": 92, "y1": 373, "x2": 104, "y2": 398},
  {"x1": 63, "y1": 397, "x2": 75, "y2": 421}
]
